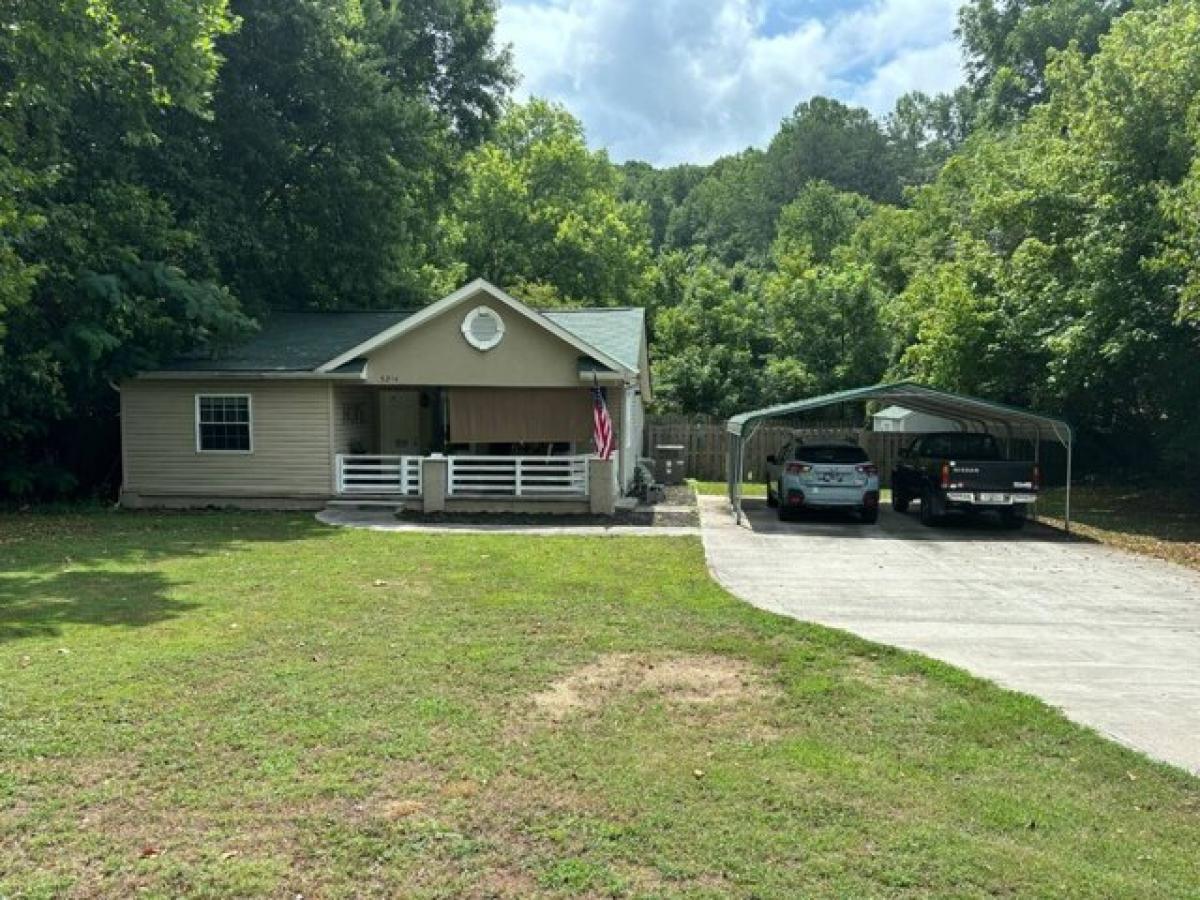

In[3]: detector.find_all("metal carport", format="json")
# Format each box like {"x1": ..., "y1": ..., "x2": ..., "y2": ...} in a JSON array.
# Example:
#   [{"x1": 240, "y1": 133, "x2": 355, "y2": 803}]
[{"x1": 726, "y1": 382, "x2": 1074, "y2": 530}]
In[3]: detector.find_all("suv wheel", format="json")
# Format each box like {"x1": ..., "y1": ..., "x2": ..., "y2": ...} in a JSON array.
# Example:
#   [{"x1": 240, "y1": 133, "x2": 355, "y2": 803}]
[{"x1": 766, "y1": 481, "x2": 779, "y2": 508}]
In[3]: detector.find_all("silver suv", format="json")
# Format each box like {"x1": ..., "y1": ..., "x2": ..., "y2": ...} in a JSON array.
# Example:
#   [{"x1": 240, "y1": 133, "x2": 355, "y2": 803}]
[{"x1": 766, "y1": 440, "x2": 881, "y2": 523}]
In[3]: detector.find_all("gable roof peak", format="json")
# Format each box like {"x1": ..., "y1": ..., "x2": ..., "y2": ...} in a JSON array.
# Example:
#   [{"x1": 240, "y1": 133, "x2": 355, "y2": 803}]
[{"x1": 315, "y1": 278, "x2": 638, "y2": 376}]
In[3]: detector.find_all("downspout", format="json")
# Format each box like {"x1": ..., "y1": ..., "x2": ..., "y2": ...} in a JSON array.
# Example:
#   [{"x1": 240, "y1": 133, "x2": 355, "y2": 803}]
[{"x1": 110, "y1": 380, "x2": 126, "y2": 508}]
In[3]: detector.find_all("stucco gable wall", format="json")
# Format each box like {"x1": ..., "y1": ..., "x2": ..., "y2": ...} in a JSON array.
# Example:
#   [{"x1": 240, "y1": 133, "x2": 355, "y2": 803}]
[{"x1": 364, "y1": 296, "x2": 587, "y2": 387}]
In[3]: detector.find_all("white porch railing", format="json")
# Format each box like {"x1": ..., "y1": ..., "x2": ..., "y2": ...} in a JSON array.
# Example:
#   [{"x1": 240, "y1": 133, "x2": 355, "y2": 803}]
[
  {"x1": 335, "y1": 455, "x2": 422, "y2": 496},
  {"x1": 447, "y1": 455, "x2": 589, "y2": 498}
]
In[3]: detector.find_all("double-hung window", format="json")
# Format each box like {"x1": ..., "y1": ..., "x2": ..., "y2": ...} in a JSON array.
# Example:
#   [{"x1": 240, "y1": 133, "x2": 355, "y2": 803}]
[{"x1": 195, "y1": 394, "x2": 252, "y2": 453}]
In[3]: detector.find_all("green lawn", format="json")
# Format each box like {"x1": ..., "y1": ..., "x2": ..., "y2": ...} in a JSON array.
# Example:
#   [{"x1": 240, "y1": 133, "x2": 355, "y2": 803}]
[
  {"x1": 2, "y1": 513, "x2": 1198, "y2": 898},
  {"x1": 690, "y1": 480, "x2": 765, "y2": 497}
]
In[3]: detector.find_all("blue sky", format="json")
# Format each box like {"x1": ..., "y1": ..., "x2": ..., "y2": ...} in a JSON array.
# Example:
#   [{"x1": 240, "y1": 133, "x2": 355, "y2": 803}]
[{"x1": 496, "y1": 0, "x2": 965, "y2": 165}]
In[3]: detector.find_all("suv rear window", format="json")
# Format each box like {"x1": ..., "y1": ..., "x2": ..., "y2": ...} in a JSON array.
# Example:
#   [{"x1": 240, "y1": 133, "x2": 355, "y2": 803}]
[{"x1": 794, "y1": 445, "x2": 868, "y2": 464}]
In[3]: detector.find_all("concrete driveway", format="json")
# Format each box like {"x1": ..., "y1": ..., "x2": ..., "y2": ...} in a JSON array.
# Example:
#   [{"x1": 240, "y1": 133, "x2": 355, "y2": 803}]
[{"x1": 699, "y1": 495, "x2": 1200, "y2": 775}]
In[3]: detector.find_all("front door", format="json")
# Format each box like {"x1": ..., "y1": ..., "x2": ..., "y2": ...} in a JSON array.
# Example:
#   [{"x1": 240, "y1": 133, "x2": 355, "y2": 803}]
[{"x1": 379, "y1": 389, "x2": 421, "y2": 454}]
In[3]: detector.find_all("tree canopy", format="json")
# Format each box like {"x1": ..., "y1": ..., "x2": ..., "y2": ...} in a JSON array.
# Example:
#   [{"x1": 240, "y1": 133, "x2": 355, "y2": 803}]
[
  {"x1": 0, "y1": 0, "x2": 509, "y2": 493},
  {"x1": 3, "y1": 0, "x2": 1199, "y2": 494},
  {"x1": 434, "y1": 99, "x2": 654, "y2": 307}
]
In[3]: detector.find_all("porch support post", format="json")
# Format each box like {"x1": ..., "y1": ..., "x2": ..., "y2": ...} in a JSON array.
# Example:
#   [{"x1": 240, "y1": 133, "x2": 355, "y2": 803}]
[
  {"x1": 422, "y1": 456, "x2": 447, "y2": 513},
  {"x1": 588, "y1": 457, "x2": 617, "y2": 516}
]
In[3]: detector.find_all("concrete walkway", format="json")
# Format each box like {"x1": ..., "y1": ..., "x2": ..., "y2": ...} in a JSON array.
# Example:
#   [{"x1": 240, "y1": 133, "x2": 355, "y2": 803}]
[
  {"x1": 698, "y1": 495, "x2": 1200, "y2": 775},
  {"x1": 317, "y1": 507, "x2": 699, "y2": 537}
]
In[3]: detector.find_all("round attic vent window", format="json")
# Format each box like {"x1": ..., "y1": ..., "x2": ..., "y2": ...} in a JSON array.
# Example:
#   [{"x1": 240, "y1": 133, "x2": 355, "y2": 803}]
[{"x1": 462, "y1": 306, "x2": 505, "y2": 351}]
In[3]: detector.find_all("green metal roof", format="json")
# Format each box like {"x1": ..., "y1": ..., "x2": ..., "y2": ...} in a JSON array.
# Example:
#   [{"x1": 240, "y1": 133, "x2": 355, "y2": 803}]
[
  {"x1": 727, "y1": 382, "x2": 1072, "y2": 443},
  {"x1": 161, "y1": 306, "x2": 645, "y2": 374},
  {"x1": 544, "y1": 308, "x2": 645, "y2": 372}
]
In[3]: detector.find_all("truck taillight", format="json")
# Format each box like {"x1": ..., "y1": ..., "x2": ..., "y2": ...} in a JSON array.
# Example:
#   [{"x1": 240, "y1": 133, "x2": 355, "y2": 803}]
[
  {"x1": 786, "y1": 463, "x2": 812, "y2": 475},
  {"x1": 1032, "y1": 464, "x2": 1041, "y2": 490},
  {"x1": 940, "y1": 462, "x2": 951, "y2": 489},
  {"x1": 856, "y1": 464, "x2": 878, "y2": 477}
]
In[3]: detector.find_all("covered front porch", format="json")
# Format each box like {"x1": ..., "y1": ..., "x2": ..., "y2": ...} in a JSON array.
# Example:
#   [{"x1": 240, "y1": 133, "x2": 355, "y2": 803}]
[
  {"x1": 334, "y1": 454, "x2": 593, "y2": 501},
  {"x1": 329, "y1": 384, "x2": 625, "y2": 512}
]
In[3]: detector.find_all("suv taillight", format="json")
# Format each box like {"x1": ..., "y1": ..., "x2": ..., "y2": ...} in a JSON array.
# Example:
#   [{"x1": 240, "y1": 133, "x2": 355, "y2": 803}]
[
  {"x1": 856, "y1": 464, "x2": 878, "y2": 477},
  {"x1": 786, "y1": 463, "x2": 812, "y2": 475},
  {"x1": 940, "y1": 462, "x2": 951, "y2": 489}
]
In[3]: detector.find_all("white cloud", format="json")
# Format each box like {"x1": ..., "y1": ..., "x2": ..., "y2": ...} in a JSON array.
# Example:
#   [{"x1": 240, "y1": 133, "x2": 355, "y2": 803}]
[
  {"x1": 848, "y1": 39, "x2": 964, "y2": 114},
  {"x1": 495, "y1": 0, "x2": 965, "y2": 165}
]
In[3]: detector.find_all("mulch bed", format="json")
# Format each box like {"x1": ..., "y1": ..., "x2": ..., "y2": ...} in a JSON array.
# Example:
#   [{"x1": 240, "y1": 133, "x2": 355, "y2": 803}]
[{"x1": 394, "y1": 484, "x2": 700, "y2": 528}]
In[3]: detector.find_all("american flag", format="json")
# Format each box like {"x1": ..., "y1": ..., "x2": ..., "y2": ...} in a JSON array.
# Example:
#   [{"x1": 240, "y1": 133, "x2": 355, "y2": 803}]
[{"x1": 592, "y1": 386, "x2": 615, "y2": 460}]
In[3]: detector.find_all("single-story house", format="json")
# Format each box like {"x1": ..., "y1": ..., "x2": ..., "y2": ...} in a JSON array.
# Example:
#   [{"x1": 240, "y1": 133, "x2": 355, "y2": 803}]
[{"x1": 118, "y1": 279, "x2": 650, "y2": 514}]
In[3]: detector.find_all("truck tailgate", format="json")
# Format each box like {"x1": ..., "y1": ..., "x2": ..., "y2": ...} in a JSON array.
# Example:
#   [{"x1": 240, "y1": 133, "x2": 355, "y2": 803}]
[{"x1": 946, "y1": 461, "x2": 1036, "y2": 492}]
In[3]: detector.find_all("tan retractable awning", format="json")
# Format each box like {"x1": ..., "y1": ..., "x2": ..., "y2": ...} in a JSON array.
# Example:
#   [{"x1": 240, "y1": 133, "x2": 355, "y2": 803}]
[{"x1": 448, "y1": 388, "x2": 593, "y2": 443}]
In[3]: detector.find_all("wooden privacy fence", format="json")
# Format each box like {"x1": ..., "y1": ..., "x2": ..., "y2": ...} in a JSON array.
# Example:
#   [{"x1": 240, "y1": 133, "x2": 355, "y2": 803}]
[{"x1": 644, "y1": 415, "x2": 911, "y2": 486}]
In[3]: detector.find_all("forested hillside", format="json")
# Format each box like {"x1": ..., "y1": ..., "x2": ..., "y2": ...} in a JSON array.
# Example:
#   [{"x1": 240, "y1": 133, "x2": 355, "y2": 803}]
[{"x1": 3, "y1": 0, "x2": 1198, "y2": 495}]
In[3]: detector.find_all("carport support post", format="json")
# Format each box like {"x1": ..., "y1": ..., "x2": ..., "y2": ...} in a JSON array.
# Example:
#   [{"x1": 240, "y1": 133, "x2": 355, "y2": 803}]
[
  {"x1": 1064, "y1": 435, "x2": 1073, "y2": 534},
  {"x1": 737, "y1": 420, "x2": 763, "y2": 525},
  {"x1": 1033, "y1": 426, "x2": 1040, "y2": 522},
  {"x1": 732, "y1": 433, "x2": 747, "y2": 524}
]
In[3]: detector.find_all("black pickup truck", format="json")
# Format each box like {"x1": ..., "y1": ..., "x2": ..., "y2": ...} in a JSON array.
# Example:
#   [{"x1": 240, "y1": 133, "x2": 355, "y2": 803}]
[{"x1": 891, "y1": 432, "x2": 1040, "y2": 528}]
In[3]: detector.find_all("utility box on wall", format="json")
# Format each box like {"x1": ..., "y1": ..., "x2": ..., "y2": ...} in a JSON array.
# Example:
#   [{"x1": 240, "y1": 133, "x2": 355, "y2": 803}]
[{"x1": 654, "y1": 444, "x2": 686, "y2": 485}]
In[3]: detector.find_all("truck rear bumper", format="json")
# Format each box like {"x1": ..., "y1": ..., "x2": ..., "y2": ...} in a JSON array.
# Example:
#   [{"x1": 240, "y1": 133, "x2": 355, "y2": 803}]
[{"x1": 945, "y1": 492, "x2": 1037, "y2": 505}]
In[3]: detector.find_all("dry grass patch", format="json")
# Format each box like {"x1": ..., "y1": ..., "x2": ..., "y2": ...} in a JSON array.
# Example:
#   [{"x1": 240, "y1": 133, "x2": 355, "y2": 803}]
[
  {"x1": 530, "y1": 652, "x2": 775, "y2": 722},
  {"x1": 843, "y1": 654, "x2": 932, "y2": 698}
]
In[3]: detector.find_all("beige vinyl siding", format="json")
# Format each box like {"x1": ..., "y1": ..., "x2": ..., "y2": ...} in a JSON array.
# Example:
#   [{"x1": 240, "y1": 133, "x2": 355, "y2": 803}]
[
  {"x1": 121, "y1": 379, "x2": 334, "y2": 498},
  {"x1": 332, "y1": 385, "x2": 378, "y2": 455}
]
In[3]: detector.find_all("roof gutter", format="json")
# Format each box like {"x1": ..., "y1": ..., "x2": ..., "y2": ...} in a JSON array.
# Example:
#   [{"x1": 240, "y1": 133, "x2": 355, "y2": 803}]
[{"x1": 132, "y1": 370, "x2": 368, "y2": 381}]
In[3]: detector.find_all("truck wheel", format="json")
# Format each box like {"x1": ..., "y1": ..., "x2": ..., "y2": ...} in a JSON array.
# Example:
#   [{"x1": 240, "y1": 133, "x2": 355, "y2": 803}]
[
  {"x1": 892, "y1": 491, "x2": 909, "y2": 513},
  {"x1": 919, "y1": 487, "x2": 940, "y2": 527}
]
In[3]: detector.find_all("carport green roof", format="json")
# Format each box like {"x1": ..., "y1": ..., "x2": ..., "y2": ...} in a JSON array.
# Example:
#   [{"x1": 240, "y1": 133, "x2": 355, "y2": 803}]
[
  {"x1": 726, "y1": 382, "x2": 1072, "y2": 442},
  {"x1": 161, "y1": 306, "x2": 646, "y2": 374}
]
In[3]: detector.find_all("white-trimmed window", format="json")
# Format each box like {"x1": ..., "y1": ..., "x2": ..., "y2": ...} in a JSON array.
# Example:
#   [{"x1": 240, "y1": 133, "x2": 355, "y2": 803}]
[{"x1": 195, "y1": 394, "x2": 252, "y2": 453}]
